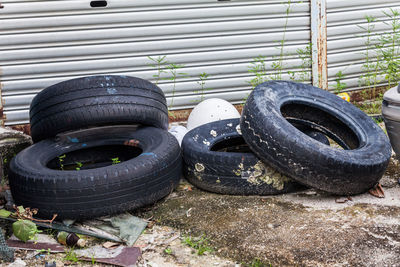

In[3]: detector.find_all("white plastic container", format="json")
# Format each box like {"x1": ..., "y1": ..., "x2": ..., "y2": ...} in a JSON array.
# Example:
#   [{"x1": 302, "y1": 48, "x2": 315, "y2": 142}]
[
  {"x1": 186, "y1": 98, "x2": 240, "y2": 131},
  {"x1": 382, "y1": 86, "x2": 400, "y2": 154}
]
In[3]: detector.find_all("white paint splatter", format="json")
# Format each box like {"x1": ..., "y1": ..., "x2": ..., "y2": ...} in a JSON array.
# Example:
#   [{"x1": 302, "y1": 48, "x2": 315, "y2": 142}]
[
  {"x1": 236, "y1": 124, "x2": 242, "y2": 135},
  {"x1": 107, "y1": 88, "x2": 118, "y2": 94},
  {"x1": 195, "y1": 163, "x2": 205, "y2": 172},
  {"x1": 210, "y1": 130, "x2": 217, "y2": 137}
]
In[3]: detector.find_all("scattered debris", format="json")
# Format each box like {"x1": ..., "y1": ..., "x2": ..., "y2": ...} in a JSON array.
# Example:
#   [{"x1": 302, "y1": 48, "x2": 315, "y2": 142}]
[
  {"x1": 2, "y1": 216, "x2": 123, "y2": 242},
  {"x1": 57, "y1": 231, "x2": 86, "y2": 247},
  {"x1": 7, "y1": 239, "x2": 65, "y2": 253},
  {"x1": 335, "y1": 196, "x2": 353, "y2": 203},
  {"x1": 368, "y1": 183, "x2": 385, "y2": 198},
  {"x1": 76, "y1": 245, "x2": 141, "y2": 267},
  {"x1": 103, "y1": 241, "x2": 120, "y2": 249},
  {"x1": 110, "y1": 214, "x2": 148, "y2": 246},
  {"x1": 7, "y1": 257, "x2": 26, "y2": 267}
]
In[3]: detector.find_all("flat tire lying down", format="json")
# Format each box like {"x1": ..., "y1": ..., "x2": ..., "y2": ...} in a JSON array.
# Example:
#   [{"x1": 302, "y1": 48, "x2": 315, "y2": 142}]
[
  {"x1": 182, "y1": 118, "x2": 305, "y2": 195},
  {"x1": 9, "y1": 127, "x2": 181, "y2": 220},
  {"x1": 30, "y1": 75, "x2": 168, "y2": 142},
  {"x1": 240, "y1": 81, "x2": 392, "y2": 195}
]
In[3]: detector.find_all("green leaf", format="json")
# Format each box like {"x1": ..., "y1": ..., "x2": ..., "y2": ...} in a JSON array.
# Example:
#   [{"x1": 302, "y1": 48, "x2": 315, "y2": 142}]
[
  {"x1": 13, "y1": 220, "x2": 39, "y2": 242},
  {"x1": 0, "y1": 209, "x2": 11, "y2": 218},
  {"x1": 17, "y1": 206, "x2": 25, "y2": 214}
]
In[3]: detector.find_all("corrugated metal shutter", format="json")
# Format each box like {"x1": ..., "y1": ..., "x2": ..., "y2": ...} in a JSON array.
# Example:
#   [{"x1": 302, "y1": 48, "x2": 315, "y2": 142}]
[
  {"x1": 327, "y1": 0, "x2": 400, "y2": 90},
  {"x1": 0, "y1": 0, "x2": 311, "y2": 125}
]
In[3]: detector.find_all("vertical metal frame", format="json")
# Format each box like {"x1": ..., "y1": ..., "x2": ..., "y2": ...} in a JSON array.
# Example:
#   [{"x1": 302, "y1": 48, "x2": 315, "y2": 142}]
[{"x1": 311, "y1": 0, "x2": 328, "y2": 89}]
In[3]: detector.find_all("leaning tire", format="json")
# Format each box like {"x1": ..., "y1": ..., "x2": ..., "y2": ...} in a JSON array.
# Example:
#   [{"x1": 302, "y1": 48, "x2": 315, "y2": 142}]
[
  {"x1": 182, "y1": 118, "x2": 305, "y2": 195},
  {"x1": 240, "y1": 81, "x2": 392, "y2": 195},
  {"x1": 9, "y1": 126, "x2": 181, "y2": 220},
  {"x1": 30, "y1": 75, "x2": 168, "y2": 142}
]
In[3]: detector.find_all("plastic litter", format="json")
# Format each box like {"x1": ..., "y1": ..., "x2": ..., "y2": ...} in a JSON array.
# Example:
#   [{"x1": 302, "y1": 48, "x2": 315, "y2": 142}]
[
  {"x1": 57, "y1": 231, "x2": 86, "y2": 247},
  {"x1": 187, "y1": 98, "x2": 240, "y2": 130},
  {"x1": 168, "y1": 125, "x2": 188, "y2": 146}
]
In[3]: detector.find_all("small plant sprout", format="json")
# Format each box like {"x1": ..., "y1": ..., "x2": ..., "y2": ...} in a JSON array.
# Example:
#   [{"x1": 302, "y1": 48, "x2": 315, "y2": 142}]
[
  {"x1": 58, "y1": 154, "x2": 66, "y2": 170},
  {"x1": 182, "y1": 234, "x2": 213, "y2": 256},
  {"x1": 333, "y1": 70, "x2": 347, "y2": 93},
  {"x1": 111, "y1": 157, "x2": 121, "y2": 165},
  {"x1": 358, "y1": 15, "x2": 378, "y2": 92},
  {"x1": 165, "y1": 62, "x2": 188, "y2": 115},
  {"x1": 75, "y1": 161, "x2": 83, "y2": 171},
  {"x1": 147, "y1": 55, "x2": 168, "y2": 85},
  {"x1": 164, "y1": 247, "x2": 172, "y2": 255},
  {"x1": 248, "y1": 55, "x2": 268, "y2": 88},
  {"x1": 195, "y1": 72, "x2": 211, "y2": 102},
  {"x1": 272, "y1": 0, "x2": 292, "y2": 81},
  {"x1": 296, "y1": 43, "x2": 312, "y2": 83},
  {"x1": 64, "y1": 248, "x2": 79, "y2": 263}
]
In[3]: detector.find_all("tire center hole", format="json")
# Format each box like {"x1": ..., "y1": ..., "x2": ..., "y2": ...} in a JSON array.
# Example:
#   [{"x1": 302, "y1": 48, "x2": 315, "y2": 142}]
[
  {"x1": 281, "y1": 102, "x2": 360, "y2": 150},
  {"x1": 47, "y1": 145, "x2": 142, "y2": 171},
  {"x1": 211, "y1": 136, "x2": 252, "y2": 153}
]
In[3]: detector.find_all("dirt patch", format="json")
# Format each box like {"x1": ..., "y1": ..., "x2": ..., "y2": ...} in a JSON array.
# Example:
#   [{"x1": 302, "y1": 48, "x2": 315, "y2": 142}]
[{"x1": 138, "y1": 175, "x2": 400, "y2": 266}]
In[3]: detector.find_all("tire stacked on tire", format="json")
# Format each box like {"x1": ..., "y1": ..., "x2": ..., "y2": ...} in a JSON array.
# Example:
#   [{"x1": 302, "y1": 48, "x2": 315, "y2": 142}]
[
  {"x1": 182, "y1": 81, "x2": 392, "y2": 196},
  {"x1": 9, "y1": 75, "x2": 182, "y2": 220}
]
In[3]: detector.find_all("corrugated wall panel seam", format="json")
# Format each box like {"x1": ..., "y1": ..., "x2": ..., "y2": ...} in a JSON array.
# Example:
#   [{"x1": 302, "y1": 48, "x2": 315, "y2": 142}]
[
  {"x1": 0, "y1": 19, "x2": 310, "y2": 47},
  {"x1": 0, "y1": 5, "x2": 310, "y2": 31},
  {"x1": 0, "y1": 16, "x2": 310, "y2": 36},
  {"x1": 1, "y1": 6, "x2": 311, "y2": 20},
  {"x1": 0, "y1": 44, "x2": 310, "y2": 78},
  {"x1": 0, "y1": 44, "x2": 311, "y2": 70},
  {"x1": 0, "y1": 35, "x2": 311, "y2": 64},
  {"x1": 1, "y1": 1, "x2": 308, "y2": 17},
  {"x1": 328, "y1": 0, "x2": 399, "y2": 9}
]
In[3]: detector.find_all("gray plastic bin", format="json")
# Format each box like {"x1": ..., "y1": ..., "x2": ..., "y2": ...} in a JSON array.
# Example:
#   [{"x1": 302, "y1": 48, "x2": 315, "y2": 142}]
[{"x1": 382, "y1": 86, "x2": 400, "y2": 154}]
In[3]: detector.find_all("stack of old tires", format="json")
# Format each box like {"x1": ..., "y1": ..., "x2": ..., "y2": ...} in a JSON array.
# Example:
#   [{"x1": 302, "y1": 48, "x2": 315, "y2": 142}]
[
  {"x1": 9, "y1": 75, "x2": 182, "y2": 220},
  {"x1": 182, "y1": 81, "x2": 392, "y2": 196}
]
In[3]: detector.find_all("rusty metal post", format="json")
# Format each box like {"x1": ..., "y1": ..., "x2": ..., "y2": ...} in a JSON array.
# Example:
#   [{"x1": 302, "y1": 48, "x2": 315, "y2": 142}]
[{"x1": 311, "y1": 0, "x2": 328, "y2": 89}]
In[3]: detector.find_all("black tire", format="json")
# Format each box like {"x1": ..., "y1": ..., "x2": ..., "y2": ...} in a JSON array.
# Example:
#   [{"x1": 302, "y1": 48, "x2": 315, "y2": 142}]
[
  {"x1": 30, "y1": 75, "x2": 168, "y2": 142},
  {"x1": 9, "y1": 126, "x2": 181, "y2": 220},
  {"x1": 240, "y1": 81, "x2": 392, "y2": 195},
  {"x1": 182, "y1": 118, "x2": 305, "y2": 195}
]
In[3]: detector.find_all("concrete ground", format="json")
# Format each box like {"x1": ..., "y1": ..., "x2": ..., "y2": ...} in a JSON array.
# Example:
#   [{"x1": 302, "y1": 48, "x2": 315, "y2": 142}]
[{"x1": 136, "y1": 156, "x2": 400, "y2": 267}]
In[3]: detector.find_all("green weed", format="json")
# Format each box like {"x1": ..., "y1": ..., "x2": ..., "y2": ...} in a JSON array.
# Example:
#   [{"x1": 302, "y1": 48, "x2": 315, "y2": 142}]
[
  {"x1": 75, "y1": 161, "x2": 83, "y2": 171},
  {"x1": 333, "y1": 70, "x2": 347, "y2": 93},
  {"x1": 248, "y1": 55, "x2": 268, "y2": 88},
  {"x1": 147, "y1": 55, "x2": 168, "y2": 85},
  {"x1": 64, "y1": 248, "x2": 79, "y2": 263},
  {"x1": 164, "y1": 247, "x2": 172, "y2": 255},
  {"x1": 296, "y1": 43, "x2": 312, "y2": 83},
  {"x1": 246, "y1": 258, "x2": 271, "y2": 267},
  {"x1": 165, "y1": 62, "x2": 187, "y2": 116},
  {"x1": 182, "y1": 235, "x2": 213, "y2": 256},
  {"x1": 194, "y1": 72, "x2": 211, "y2": 102},
  {"x1": 358, "y1": 15, "x2": 379, "y2": 93},
  {"x1": 111, "y1": 157, "x2": 121, "y2": 165},
  {"x1": 58, "y1": 154, "x2": 66, "y2": 170},
  {"x1": 272, "y1": 0, "x2": 292, "y2": 81},
  {"x1": 377, "y1": 8, "x2": 400, "y2": 88}
]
